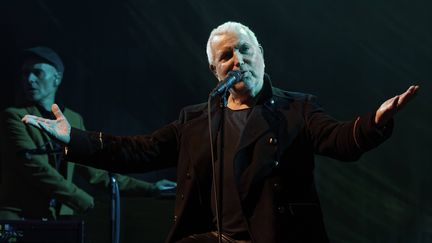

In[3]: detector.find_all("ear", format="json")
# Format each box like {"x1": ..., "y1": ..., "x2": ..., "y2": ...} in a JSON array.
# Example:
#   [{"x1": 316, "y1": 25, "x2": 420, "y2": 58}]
[
  {"x1": 54, "y1": 72, "x2": 62, "y2": 87},
  {"x1": 259, "y1": 45, "x2": 264, "y2": 56},
  {"x1": 209, "y1": 64, "x2": 219, "y2": 80}
]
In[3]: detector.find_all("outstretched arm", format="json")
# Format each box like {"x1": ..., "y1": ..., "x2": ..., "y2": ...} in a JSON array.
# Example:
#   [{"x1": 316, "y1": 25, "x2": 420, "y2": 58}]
[
  {"x1": 22, "y1": 104, "x2": 179, "y2": 173},
  {"x1": 306, "y1": 85, "x2": 419, "y2": 161}
]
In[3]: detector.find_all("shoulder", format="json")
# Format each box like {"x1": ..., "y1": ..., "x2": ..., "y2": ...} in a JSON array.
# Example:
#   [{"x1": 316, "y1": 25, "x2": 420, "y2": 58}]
[
  {"x1": 63, "y1": 107, "x2": 83, "y2": 120},
  {"x1": 0, "y1": 107, "x2": 32, "y2": 133},
  {"x1": 178, "y1": 102, "x2": 208, "y2": 123},
  {"x1": 2, "y1": 106, "x2": 32, "y2": 121},
  {"x1": 63, "y1": 107, "x2": 81, "y2": 117},
  {"x1": 272, "y1": 87, "x2": 317, "y2": 107},
  {"x1": 3, "y1": 106, "x2": 27, "y2": 116},
  {"x1": 181, "y1": 102, "x2": 207, "y2": 113},
  {"x1": 272, "y1": 87, "x2": 314, "y2": 100},
  {"x1": 63, "y1": 107, "x2": 85, "y2": 129}
]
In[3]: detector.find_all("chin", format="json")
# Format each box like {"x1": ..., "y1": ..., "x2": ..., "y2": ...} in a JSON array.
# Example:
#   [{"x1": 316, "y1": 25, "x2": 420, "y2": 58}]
[
  {"x1": 231, "y1": 81, "x2": 250, "y2": 94},
  {"x1": 234, "y1": 81, "x2": 247, "y2": 90},
  {"x1": 24, "y1": 94, "x2": 36, "y2": 102}
]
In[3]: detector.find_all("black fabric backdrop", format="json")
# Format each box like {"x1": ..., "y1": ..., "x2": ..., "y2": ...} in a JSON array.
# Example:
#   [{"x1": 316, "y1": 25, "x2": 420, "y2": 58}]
[{"x1": 0, "y1": 1, "x2": 431, "y2": 242}]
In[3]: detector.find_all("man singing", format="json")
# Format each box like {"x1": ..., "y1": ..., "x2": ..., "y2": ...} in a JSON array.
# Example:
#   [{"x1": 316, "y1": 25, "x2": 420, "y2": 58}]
[{"x1": 22, "y1": 22, "x2": 418, "y2": 242}]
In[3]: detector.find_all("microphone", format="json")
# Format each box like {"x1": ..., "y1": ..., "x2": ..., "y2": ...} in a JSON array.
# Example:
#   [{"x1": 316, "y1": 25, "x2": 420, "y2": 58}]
[{"x1": 210, "y1": 70, "x2": 244, "y2": 97}]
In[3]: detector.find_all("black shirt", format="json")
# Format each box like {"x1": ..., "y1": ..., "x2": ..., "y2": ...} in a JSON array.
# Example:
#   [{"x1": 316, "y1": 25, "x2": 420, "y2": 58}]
[{"x1": 211, "y1": 107, "x2": 252, "y2": 239}]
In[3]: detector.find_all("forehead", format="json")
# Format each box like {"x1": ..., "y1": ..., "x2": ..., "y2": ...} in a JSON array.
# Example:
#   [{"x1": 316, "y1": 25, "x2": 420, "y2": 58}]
[
  {"x1": 22, "y1": 59, "x2": 57, "y2": 72},
  {"x1": 211, "y1": 28, "x2": 255, "y2": 50}
]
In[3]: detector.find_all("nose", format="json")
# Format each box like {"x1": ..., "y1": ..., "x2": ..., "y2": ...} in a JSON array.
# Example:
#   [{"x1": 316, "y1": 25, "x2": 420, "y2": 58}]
[
  {"x1": 233, "y1": 50, "x2": 244, "y2": 68},
  {"x1": 26, "y1": 73, "x2": 37, "y2": 84}
]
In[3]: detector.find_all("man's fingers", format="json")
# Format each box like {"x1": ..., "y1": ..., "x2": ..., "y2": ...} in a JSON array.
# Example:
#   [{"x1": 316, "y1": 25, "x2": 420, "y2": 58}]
[
  {"x1": 391, "y1": 96, "x2": 399, "y2": 110},
  {"x1": 398, "y1": 85, "x2": 419, "y2": 107},
  {"x1": 375, "y1": 85, "x2": 419, "y2": 126},
  {"x1": 52, "y1": 103, "x2": 64, "y2": 120},
  {"x1": 21, "y1": 114, "x2": 34, "y2": 123},
  {"x1": 22, "y1": 115, "x2": 41, "y2": 128},
  {"x1": 382, "y1": 95, "x2": 398, "y2": 111},
  {"x1": 31, "y1": 120, "x2": 42, "y2": 129},
  {"x1": 156, "y1": 179, "x2": 177, "y2": 190},
  {"x1": 166, "y1": 181, "x2": 177, "y2": 187},
  {"x1": 22, "y1": 115, "x2": 55, "y2": 130}
]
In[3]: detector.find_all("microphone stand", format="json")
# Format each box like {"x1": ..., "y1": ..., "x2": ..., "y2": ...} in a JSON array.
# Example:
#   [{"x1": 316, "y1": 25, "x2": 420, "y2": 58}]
[
  {"x1": 109, "y1": 173, "x2": 120, "y2": 243},
  {"x1": 217, "y1": 91, "x2": 228, "y2": 243},
  {"x1": 208, "y1": 89, "x2": 229, "y2": 243},
  {"x1": 209, "y1": 72, "x2": 243, "y2": 243}
]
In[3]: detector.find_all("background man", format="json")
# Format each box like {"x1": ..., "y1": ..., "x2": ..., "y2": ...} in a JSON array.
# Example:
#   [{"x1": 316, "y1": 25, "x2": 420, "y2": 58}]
[
  {"x1": 0, "y1": 46, "x2": 176, "y2": 220},
  {"x1": 23, "y1": 22, "x2": 419, "y2": 243}
]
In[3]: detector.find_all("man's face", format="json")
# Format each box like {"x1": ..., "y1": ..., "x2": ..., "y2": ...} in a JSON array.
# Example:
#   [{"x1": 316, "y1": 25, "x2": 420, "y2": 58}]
[
  {"x1": 20, "y1": 58, "x2": 60, "y2": 105},
  {"x1": 209, "y1": 28, "x2": 265, "y2": 97}
]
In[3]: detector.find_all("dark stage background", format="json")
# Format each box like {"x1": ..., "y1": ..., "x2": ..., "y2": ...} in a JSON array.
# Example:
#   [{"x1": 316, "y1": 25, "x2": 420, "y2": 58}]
[{"x1": 0, "y1": 0, "x2": 431, "y2": 242}]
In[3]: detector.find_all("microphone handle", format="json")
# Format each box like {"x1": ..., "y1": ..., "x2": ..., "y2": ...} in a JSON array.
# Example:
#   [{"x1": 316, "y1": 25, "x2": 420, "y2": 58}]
[{"x1": 210, "y1": 71, "x2": 243, "y2": 97}]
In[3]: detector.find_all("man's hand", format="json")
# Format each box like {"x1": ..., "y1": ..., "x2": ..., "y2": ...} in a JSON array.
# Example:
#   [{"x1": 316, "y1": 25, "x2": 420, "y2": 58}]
[
  {"x1": 155, "y1": 179, "x2": 177, "y2": 191},
  {"x1": 375, "y1": 85, "x2": 420, "y2": 127},
  {"x1": 21, "y1": 103, "x2": 71, "y2": 144}
]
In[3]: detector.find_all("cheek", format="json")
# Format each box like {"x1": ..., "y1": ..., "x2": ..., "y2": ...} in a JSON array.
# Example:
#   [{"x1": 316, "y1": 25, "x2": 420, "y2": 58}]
[
  {"x1": 216, "y1": 63, "x2": 229, "y2": 80},
  {"x1": 39, "y1": 79, "x2": 55, "y2": 91},
  {"x1": 252, "y1": 56, "x2": 265, "y2": 74}
]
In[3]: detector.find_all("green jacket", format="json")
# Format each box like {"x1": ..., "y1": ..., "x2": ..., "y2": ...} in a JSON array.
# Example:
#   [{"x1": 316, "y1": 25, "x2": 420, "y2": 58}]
[{"x1": 0, "y1": 106, "x2": 157, "y2": 220}]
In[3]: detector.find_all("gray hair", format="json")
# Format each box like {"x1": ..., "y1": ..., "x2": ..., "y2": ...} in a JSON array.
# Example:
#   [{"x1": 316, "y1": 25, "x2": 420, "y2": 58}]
[{"x1": 206, "y1": 21, "x2": 261, "y2": 65}]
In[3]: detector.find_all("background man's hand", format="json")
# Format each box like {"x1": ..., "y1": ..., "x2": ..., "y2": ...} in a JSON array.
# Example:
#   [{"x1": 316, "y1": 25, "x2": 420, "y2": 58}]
[
  {"x1": 375, "y1": 85, "x2": 419, "y2": 127},
  {"x1": 22, "y1": 103, "x2": 72, "y2": 144},
  {"x1": 155, "y1": 179, "x2": 177, "y2": 191}
]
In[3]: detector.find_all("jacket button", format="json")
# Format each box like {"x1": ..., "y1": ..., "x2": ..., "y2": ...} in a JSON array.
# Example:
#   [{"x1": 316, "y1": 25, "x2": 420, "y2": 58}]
[
  {"x1": 186, "y1": 172, "x2": 191, "y2": 179},
  {"x1": 274, "y1": 161, "x2": 279, "y2": 167},
  {"x1": 173, "y1": 215, "x2": 177, "y2": 222},
  {"x1": 269, "y1": 137, "x2": 278, "y2": 145},
  {"x1": 270, "y1": 99, "x2": 275, "y2": 104},
  {"x1": 273, "y1": 183, "x2": 282, "y2": 192},
  {"x1": 181, "y1": 193, "x2": 184, "y2": 199},
  {"x1": 277, "y1": 206, "x2": 286, "y2": 214}
]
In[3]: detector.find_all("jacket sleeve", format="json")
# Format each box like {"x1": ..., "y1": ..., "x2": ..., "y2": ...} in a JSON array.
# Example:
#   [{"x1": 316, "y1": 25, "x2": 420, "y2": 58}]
[
  {"x1": 72, "y1": 116, "x2": 160, "y2": 196},
  {"x1": 304, "y1": 95, "x2": 393, "y2": 161},
  {"x1": 0, "y1": 109, "x2": 94, "y2": 214},
  {"x1": 65, "y1": 121, "x2": 180, "y2": 174}
]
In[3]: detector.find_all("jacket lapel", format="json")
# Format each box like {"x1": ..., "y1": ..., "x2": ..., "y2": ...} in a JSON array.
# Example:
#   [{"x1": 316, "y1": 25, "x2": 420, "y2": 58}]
[
  {"x1": 235, "y1": 103, "x2": 277, "y2": 153},
  {"x1": 230, "y1": 77, "x2": 290, "y2": 204},
  {"x1": 234, "y1": 98, "x2": 281, "y2": 197},
  {"x1": 24, "y1": 106, "x2": 59, "y2": 171},
  {"x1": 25, "y1": 106, "x2": 52, "y2": 146},
  {"x1": 181, "y1": 98, "x2": 222, "y2": 202}
]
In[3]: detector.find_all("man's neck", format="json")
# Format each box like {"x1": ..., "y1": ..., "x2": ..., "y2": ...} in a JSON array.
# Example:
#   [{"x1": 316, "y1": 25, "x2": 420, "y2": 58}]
[
  {"x1": 227, "y1": 93, "x2": 254, "y2": 110},
  {"x1": 38, "y1": 99, "x2": 54, "y2": 112}
]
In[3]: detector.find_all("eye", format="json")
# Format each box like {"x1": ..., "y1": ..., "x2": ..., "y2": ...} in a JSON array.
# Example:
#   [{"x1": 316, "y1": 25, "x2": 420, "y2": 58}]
[
  {"x1": 219, "y1": 51, "x2": 232, "y2": 61},
  {"x1": 32, "y1": 69, "x2": 44, "y2": 78},
  {"x1": 240, "y1": 44, "x2": 250, "y2": 54}
]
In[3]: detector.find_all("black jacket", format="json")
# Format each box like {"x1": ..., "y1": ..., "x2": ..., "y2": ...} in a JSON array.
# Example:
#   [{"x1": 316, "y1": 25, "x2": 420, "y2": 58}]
[{"x1": 66, "y1": 77, "x2": 392, "y2": 243}]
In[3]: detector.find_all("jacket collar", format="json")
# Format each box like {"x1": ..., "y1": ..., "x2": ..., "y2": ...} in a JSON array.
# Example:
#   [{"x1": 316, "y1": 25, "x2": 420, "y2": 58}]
[
  {"x1": 235, "y1": 74, "x2": 278, "y2": 150},
  {"x1": 206, "y1": 73, "x2": 277, "y2": 150}
]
